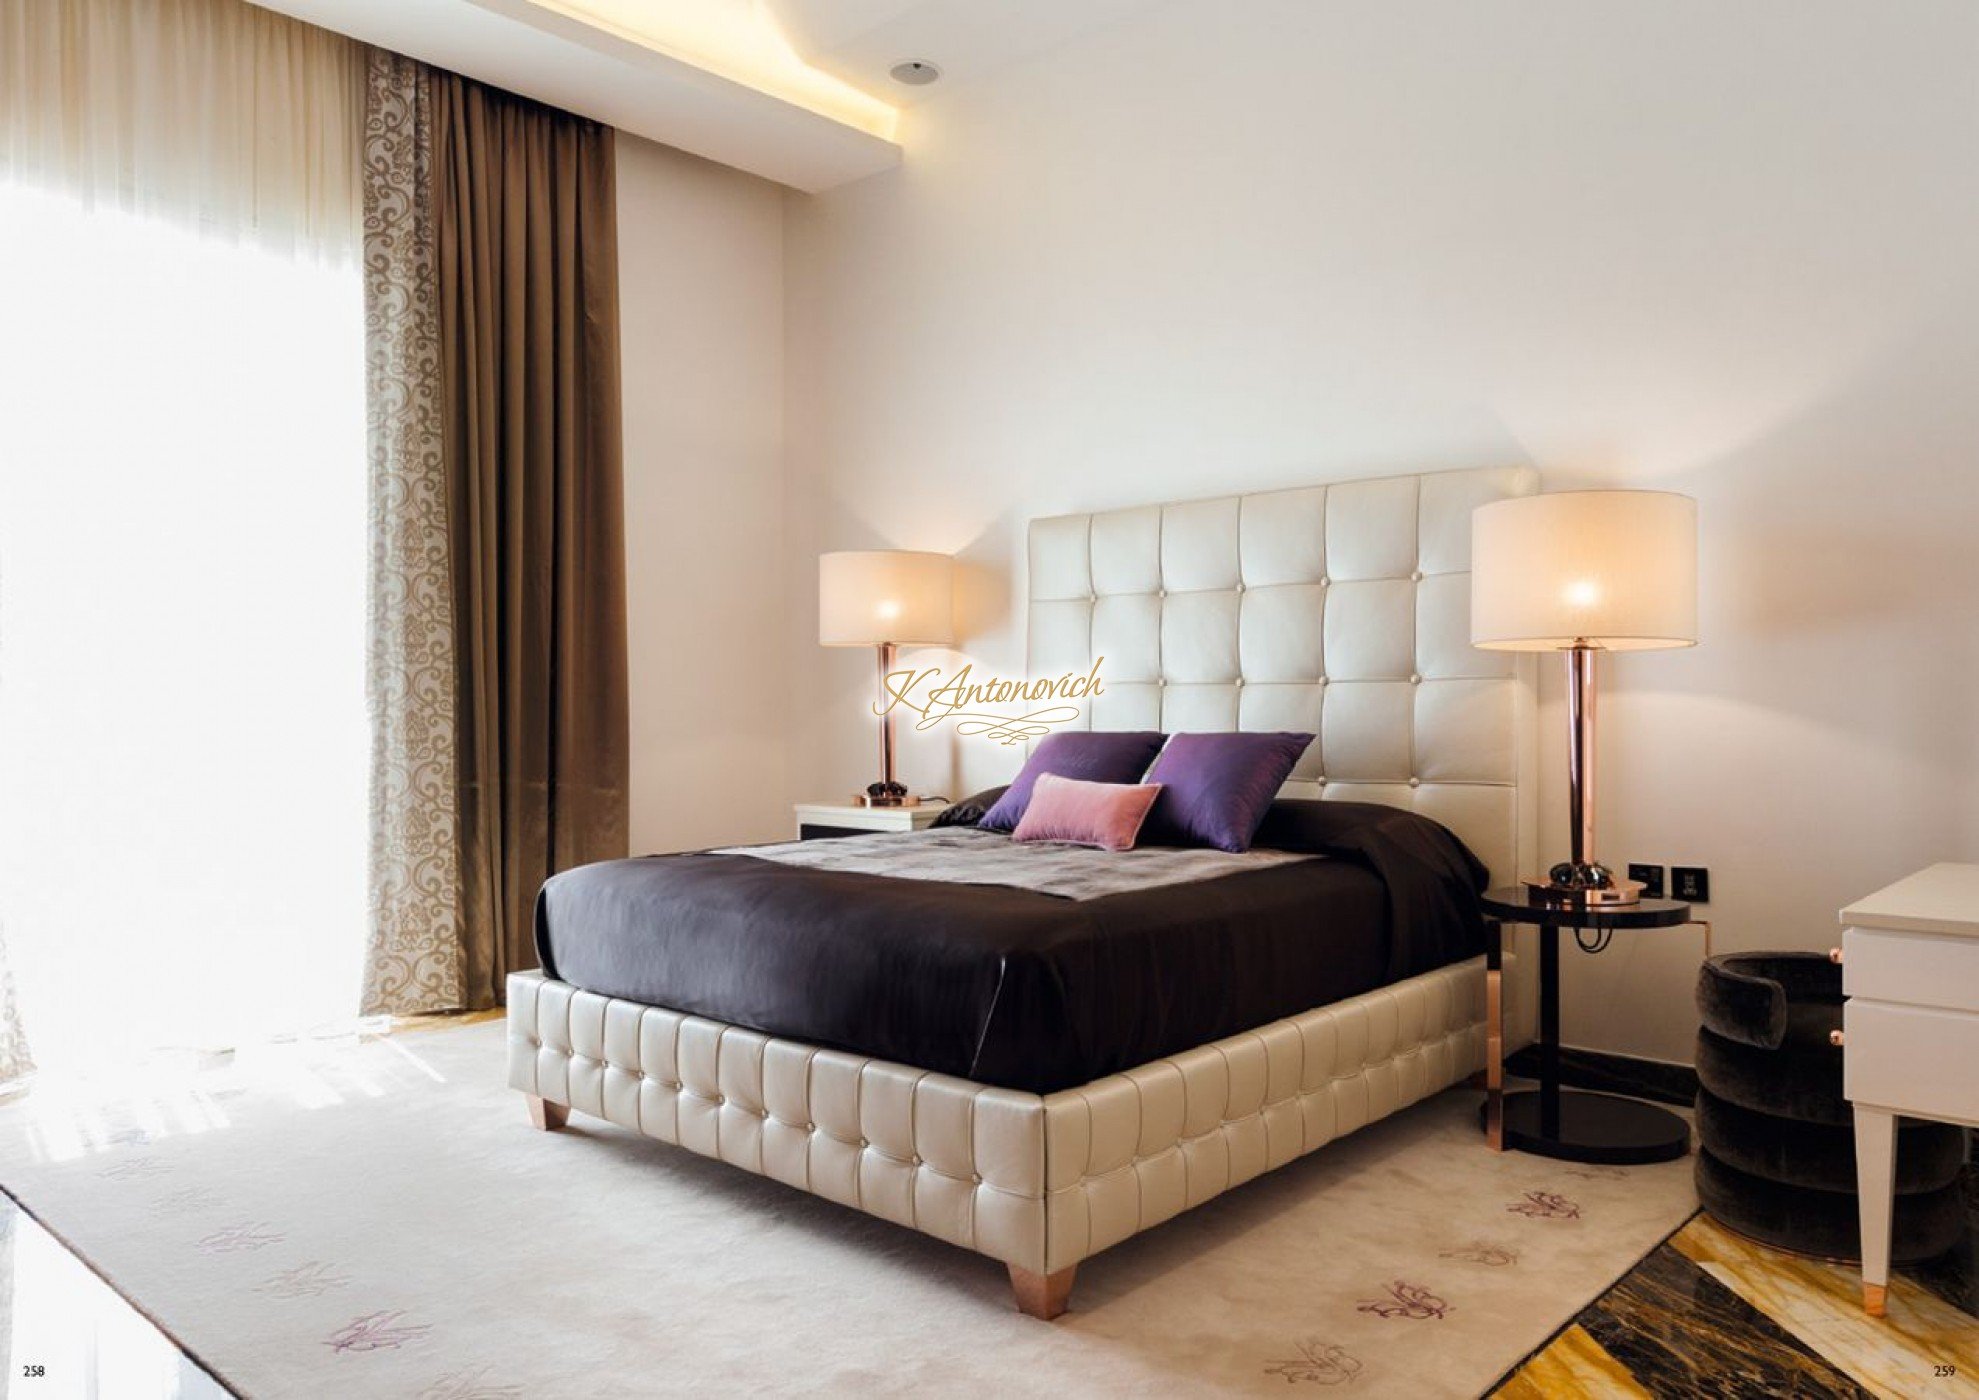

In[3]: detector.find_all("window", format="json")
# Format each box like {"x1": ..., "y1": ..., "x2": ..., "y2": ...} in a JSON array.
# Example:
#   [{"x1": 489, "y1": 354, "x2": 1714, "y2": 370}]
[{"x1": 0, "y1": 182, "x2": 367, "y2": 1074}]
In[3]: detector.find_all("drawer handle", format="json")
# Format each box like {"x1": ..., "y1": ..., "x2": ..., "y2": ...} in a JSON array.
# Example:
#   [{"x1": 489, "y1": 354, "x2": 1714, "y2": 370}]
[
  {"x1": 1829, "y1": 1029, "x2": 1845, "y2": 1047},
  {"x1": 1829, "y1": 947, "x2": 1843, "y2": 964}
]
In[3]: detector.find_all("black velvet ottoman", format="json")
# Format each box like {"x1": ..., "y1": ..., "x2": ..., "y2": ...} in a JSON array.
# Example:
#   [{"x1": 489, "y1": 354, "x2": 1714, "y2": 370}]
[{"x1": 1694, "y1": 951, "x2": 1966, "y2": 1263}]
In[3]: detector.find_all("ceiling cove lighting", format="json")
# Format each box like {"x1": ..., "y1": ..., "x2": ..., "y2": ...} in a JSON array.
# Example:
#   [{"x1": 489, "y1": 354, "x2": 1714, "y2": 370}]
[{"x1": 521, "y1": 0, "x2": 899, "y2": 140}]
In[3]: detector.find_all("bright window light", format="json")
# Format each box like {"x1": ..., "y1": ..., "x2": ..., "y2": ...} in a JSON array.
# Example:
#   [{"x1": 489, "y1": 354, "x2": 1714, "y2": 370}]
[{"x1": 0, "y1": 181, "x2": 367, "y2": 1076}]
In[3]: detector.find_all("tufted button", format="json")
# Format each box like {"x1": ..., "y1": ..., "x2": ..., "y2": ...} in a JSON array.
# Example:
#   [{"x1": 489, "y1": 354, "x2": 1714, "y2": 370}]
[
  {"x1": 1411, "y1": 570, "x2": 1424, "y2": 582},
  {"x1": 714, "y1": 1094, "x2": 725, "y2": 1104},
  {"x1": 1315, "y1": 775, "x2": 1326, "y2": 784},
  {"x1": 972, "y1": 1172, "x2": 983, "y2": 1184},
  {"x1": 1158, "y1": 588, "x2": 1168, "y2": 599},
  {"x1": 1157, "y1": 678, "x2": 1167, "y2": 687},
  {"x1": 1236, "y1": 582, "x2": 1246, "y2": 592},
  {"x1": 1234, "y1": 677, "x2": 1245, "y2": 688},
  {"x1": 1409, "y1": 777, "x2": 1421, "y2": 788},
  {"x1": 1410, "y1": 673, "x2": 1422, "y2": 684},
  {"x1": 911, "y1": 1153, "x2": 922, "y2": 1166}
]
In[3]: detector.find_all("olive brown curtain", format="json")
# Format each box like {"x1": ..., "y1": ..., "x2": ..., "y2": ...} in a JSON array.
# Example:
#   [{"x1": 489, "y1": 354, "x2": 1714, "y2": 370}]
[
  {"x1": 432, "y1": 71, "x2": 628, "y2": 1009},
  {"x1": 361, "y1": 55, "x2": 627, "y2": 1014}
]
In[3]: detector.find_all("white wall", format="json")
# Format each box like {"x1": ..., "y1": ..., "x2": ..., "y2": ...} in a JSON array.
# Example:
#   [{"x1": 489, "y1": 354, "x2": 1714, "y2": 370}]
[
  {"x1": 617, "y1": 133, "x2": 791, "y2": 853},
  {"x1": 782, "y1": 0, "x2": 1979, "y2": 1062}
]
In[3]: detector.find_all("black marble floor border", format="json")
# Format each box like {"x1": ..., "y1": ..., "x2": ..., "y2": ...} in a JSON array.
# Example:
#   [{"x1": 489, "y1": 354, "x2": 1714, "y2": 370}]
[
  {"x1": 1493, "y1": 1164, "x2": 1978, "y2": 1395},
  {"x1": 1577, "y1": 1243, "x2": 1872, "y2": 1397},
  {"x1": 1484, "y1": 1205, "x2": 1702, "y2": 1392},
  {"x1": 0, "y1": 1184, "x2": 242, "y2": 1398}
]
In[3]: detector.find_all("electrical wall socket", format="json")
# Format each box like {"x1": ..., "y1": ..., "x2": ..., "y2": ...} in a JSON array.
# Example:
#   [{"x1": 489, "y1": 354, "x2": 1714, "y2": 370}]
[
  {"x1": 1627, "y1": 863, "x2": 1666, "y2": 899},
  {"x1": 1672, "y1": 866, "x2": 1711, "y2": 903}
]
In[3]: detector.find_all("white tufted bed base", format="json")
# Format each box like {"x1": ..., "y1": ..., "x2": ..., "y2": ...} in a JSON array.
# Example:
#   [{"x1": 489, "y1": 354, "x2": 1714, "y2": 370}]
[
  {"x1": 508, "y1": 953, "x2": 1511, "y2": 1316},
  {"x1": 511, "y1": 465, "x2": 1542, "y2": 1319}
]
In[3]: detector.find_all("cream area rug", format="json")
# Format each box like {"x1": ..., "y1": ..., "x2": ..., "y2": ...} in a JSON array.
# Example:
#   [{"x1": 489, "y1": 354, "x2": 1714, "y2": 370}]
[{"x1": 0, "y1": 1022, "x2": 1695, "y2": 1398}]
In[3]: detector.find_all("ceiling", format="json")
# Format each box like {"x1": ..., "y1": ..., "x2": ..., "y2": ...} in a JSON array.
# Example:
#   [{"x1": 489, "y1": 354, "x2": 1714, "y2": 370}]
[
  {"x1": 256, "y1": 0, "x2": 1165, "y2": 191},
  {"x1": 765, "y1": 0, "x2": 1166, "y2": 107}
]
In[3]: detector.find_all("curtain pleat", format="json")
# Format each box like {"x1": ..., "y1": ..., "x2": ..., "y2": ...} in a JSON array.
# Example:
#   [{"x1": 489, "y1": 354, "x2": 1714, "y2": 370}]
[
  {"x1": 359, "y1": 49, "x2": 465, "y2": 1015},
  {"x1": 431, "y1": 72, "x2": 628, "y2": 1009},
  {"x1": 0, "y1": 0, "x2": 362, "y2": 263}
]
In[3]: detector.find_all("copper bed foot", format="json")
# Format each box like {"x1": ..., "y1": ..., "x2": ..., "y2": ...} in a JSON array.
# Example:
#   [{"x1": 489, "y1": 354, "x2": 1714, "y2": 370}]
[
  {"x1": 525, "y1": 1094, "x2": 569, "y2": 1131},
  {"x1": 1008, "y1": 1263, "x2": 1077, "y2": 1321},
  {"x1": 1863, "y1": 1282, "x2": 1887, "y2": 1317}
]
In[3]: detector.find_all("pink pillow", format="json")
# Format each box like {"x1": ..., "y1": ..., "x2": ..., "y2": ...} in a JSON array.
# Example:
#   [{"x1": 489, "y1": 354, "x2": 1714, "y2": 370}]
[{"x1": 1010, "y1": 773, "x2": 1162, "y2": 852}]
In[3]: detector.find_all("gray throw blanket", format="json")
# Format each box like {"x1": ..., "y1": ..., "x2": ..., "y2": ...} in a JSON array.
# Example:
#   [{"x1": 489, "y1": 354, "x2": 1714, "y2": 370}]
[{"x1": 711, "y1": 826, "x2": 1315, "y2": 901}]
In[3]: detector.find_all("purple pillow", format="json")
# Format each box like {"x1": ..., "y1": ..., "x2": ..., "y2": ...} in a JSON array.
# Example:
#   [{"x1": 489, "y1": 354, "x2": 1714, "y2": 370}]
[
  {"x1": 978, "y1": 731, "x2": 1168, "y2": 832},
  {"x1": 1140, "y1": 731, "x2": 1315, "y2": 853}
]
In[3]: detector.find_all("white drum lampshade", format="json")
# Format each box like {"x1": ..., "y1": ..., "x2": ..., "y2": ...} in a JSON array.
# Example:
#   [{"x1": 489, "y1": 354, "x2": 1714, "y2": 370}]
[
  {"x1": 818, "y1": 550, "x2": 955, "y2": 647},
  {"x1": 1472, "y1": 491, "x2": 1698, "y2": 653},
  {"x1": 818, "y1": 549, "x2": 954, "y2": 807}
]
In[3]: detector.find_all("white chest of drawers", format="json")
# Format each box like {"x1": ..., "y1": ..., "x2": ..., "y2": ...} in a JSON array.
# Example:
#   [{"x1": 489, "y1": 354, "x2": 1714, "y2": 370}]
[{"x1": 1841, "y1": 862, "x2": 1979, "y2": 1316}]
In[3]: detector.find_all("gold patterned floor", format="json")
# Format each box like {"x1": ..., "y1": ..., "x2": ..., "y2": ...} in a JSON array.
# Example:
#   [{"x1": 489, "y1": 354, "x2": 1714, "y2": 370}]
[{"x1": 1494, "y1": 1179, "x2": 1979, "y2": 1399}]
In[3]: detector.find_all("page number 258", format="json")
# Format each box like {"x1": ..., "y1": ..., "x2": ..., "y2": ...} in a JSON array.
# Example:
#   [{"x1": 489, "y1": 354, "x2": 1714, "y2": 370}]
[{"x1": 21, "y1": 1365, "x2": 46, "y2": 1379}]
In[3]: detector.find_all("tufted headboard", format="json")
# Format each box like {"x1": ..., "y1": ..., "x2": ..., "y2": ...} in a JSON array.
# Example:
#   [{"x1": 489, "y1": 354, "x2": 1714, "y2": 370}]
[{"x1": 1026, "y1": 466, "x2": 1540, "y2": 886}]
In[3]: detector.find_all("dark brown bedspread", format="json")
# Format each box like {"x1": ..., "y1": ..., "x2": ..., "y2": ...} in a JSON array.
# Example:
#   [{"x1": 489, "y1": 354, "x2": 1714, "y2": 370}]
[{"x1": 534, "y1": 800, "x2": 1486, "y2": 1094}]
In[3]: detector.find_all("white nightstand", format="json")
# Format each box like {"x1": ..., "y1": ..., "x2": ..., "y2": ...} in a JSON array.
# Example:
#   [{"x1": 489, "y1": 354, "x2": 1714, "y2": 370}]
[
  {"x1": 793, "y1": 802, "x2": 946, "y2": 840},
  {"x1": 1841, "y1": 862, "x2": 1979, "y2": 1316}
]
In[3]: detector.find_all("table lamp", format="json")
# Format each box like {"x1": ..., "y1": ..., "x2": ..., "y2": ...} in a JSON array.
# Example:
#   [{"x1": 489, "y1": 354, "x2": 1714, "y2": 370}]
[
  {"x1": 1472, "y1": 490, "x2": 1698, "y2": 905},
  {"x1": 819, "y1": 549, "x2": 955, "y2": 807}
]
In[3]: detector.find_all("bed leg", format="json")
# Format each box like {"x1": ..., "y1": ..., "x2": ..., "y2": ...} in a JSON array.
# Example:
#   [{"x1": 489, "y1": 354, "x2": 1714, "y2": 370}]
[
  {"x1": 1008, "y1": 1264, "x2": 1077, "y2": 1321},
  {"x1": 525, "y1": 1094, "x2": 568, "y2": 1132}
]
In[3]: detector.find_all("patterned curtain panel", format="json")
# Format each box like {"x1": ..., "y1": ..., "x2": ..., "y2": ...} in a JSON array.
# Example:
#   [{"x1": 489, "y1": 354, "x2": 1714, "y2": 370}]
[{"x1": 359, "y1": 49, "x2": 466, "y2": 1015}]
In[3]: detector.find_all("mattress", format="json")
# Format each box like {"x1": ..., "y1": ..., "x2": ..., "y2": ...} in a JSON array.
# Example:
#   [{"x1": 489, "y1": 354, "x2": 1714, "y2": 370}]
[{"x1": 534, "y1": 800, "x2": 1487, "y2": 1095}]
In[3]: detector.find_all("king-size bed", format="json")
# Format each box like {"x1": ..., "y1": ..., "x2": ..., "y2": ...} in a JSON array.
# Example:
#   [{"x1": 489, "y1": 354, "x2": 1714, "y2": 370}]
[{"x1": 507, "y1": 465, "x2": 1541, "y2": 1319}]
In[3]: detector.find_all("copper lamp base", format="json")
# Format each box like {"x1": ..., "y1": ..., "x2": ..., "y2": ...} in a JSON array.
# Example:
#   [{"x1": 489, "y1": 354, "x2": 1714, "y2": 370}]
[
  {"x1": 860, "y1": 644, "x2": 924, "y2": 809},
  {"x1": 856, "y1": 787, "x2": 925, "y2": 809}
]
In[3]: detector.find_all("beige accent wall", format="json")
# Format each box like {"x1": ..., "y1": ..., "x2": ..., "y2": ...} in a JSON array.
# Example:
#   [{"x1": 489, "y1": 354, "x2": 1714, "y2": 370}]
[
  {"x1": 780, "y1": 1, "x2": 1979, "y2": 1063},
  {"x1": 617, "y1": 134, "x2": 791, "y2": 854}
]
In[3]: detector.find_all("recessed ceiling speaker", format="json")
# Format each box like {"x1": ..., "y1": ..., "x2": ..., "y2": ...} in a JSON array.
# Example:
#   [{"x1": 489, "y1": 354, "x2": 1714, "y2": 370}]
[{"x1": 889, "y1": 60, "x2": 941, "y2": 86}]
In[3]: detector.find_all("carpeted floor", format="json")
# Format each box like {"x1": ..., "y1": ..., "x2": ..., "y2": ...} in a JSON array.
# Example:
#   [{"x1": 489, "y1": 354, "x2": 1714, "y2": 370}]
[{"x1": 0, "y1": 1023, "x2": 1696, "y2": 1398}]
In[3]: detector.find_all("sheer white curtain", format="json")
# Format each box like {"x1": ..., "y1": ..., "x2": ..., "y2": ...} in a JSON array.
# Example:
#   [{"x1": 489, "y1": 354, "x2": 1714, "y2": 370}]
[
  {"x1": 0, "y1": 0, "x2": 367, "y2": 1078},
  {"x1": 0, "y1": 0, "x2": 363, "y2": 263}
]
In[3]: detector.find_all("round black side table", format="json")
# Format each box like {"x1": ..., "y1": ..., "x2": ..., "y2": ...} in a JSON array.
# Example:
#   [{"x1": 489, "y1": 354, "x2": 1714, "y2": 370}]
[{"x1": 1480, "y1": 887, "x2": 1695, "y2": 1164}]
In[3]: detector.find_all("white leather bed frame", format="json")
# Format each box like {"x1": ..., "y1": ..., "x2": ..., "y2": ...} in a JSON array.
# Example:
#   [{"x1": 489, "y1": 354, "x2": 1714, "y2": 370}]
[{"x1": 509, "y1": 465, "x2": 1541, "y2": 1320}]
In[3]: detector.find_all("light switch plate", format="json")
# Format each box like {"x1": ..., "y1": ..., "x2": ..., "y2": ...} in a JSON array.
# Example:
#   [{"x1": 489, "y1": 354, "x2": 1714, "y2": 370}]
[
  {"x1": 1672, "y1": 866, "x2": 1710, "y2": 903},
  {"x1": 1627, "y1": 863, "x2": 1665, "y2": 899}
]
